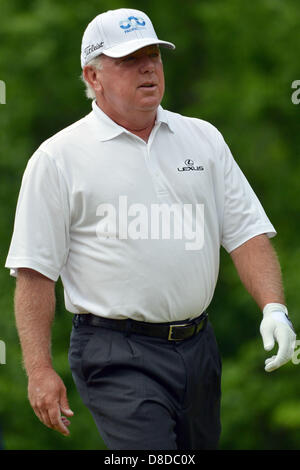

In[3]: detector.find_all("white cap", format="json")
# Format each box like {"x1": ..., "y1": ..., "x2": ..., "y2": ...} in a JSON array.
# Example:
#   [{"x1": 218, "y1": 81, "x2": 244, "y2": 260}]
[{"x1": 81, "y1": 8, "x2": 175, "y2": 68}]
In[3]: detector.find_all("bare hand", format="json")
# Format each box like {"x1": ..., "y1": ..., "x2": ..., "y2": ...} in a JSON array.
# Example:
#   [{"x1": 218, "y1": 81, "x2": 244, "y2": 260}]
[{"x1": 28, "y1": 367, "x2": 74, "y2": 436}]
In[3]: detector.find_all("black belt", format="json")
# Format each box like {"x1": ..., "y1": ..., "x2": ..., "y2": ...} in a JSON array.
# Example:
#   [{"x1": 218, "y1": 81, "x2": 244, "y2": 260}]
[{"x1": 73, "y1": 311, "x2": 208, "y2": 341}]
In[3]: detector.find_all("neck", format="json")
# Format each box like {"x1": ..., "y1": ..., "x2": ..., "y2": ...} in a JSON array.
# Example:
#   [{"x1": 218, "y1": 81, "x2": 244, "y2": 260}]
[
  {"x1": 95, "y1": 100, "x2": 157, "y2": 142},
  {"x1": 123, "y1": 122, "x2": 155, "y2": 142}
]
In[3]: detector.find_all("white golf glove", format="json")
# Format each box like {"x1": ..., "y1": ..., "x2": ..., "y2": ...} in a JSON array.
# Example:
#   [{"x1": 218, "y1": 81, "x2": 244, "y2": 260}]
[{"x1": 260, "y1": 303, "x2": 296, "y2": 372}]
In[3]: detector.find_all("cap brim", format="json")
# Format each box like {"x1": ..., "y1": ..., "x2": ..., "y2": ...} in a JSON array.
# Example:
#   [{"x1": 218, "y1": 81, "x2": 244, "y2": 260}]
[{"x1": 102, "y1": 38, "x2": 175, "y2": 58}]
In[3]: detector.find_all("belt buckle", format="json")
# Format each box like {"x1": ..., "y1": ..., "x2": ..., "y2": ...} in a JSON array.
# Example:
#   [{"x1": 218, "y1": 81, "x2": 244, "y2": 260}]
[{"x1": 168, "y1": 323, "x2": 188, "y2": 341}]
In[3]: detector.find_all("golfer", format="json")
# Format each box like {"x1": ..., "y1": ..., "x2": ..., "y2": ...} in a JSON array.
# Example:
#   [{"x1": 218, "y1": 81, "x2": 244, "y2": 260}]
[{"x1": 5, "y1": 8, "x2": 296, "y2": 450}]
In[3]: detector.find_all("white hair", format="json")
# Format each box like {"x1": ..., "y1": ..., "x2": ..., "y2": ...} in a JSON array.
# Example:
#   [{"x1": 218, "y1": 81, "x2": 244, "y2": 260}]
[{"x1": 80, "y1": 55, "x2": 103, "y2": 100}]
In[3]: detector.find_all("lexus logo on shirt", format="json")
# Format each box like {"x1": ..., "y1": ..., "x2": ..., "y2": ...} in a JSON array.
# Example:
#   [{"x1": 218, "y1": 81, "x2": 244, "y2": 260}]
[{"x1": 177, "y1": 159, "x2": 204, "y2": 172}]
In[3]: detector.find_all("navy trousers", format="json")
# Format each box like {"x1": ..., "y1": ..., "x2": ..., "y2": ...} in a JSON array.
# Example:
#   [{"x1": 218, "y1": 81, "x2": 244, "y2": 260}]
[{"x1": 68, "y1": 317, "x2": 222, "y2": 450}]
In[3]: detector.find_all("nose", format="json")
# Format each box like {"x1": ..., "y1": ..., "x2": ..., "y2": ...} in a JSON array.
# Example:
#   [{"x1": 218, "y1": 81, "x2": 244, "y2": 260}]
[{"x1": 139, "y1": 55, "x2": 155, "y2": 74}]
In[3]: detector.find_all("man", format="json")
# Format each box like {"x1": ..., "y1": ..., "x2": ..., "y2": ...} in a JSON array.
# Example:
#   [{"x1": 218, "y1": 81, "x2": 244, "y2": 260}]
[{"x1": 5, "y1": 8, "x2": 296, "y2": 450}]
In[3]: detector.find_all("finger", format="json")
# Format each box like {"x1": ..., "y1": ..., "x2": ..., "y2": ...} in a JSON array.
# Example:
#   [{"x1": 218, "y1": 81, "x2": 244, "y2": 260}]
[
  {"x1": 265, "y1": 361, "x2": 278, "y2": 372},
  {"x1": 32, "y1": 399, "x2": 51, "y2": 427},
  {"x1": 264, "y1": 350, "x2": 291, "y2": 372},
  {"x1": 40, "y1": 411, "x2": 53, "y2": 430},
  {"x1": 265, "y1": 356, "x2": 288, "y2": 372},
  {"x1": 41, "y1": 405, "x2": 70, "y2": 435},
  {"x1": 59, "y1": 390, "x2": 74, "y2": 417},
  {"x1": 260, "y1": 326, "x2": 275, "y2": 351},
  {"x1": 264, "y1": 355, "x2": 279, "y2": 372},
  {"x1": 274, "y1": 327, "x2": 295, "y2": 364},
  {"x1": 60, "y1": 407, "x2": 74, "y2": 417},
  {"x1": 61, "y1": 416, "x2": 71, "y2": 427},
  {"x1": 48, "y1": 405, "x2": 70, "y2": 436},
  {"x1": 265, "y1": 356, "x2": 276, "y2": 365},
  {"x1": 33, "y1": 400, "x2": 64, "y2": 432},
  {"x1": 29, "y1": 393, "x2": 47, "y2": 426}
]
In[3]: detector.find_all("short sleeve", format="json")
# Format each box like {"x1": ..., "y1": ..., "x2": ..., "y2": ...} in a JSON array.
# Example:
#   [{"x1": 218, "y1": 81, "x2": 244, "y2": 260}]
[
  {"x1": 220, "y1": 139, "x2": 276, "y2": 253},
  {"x1": 5, "y1": 150, "x2": 70, "y2": 281}
]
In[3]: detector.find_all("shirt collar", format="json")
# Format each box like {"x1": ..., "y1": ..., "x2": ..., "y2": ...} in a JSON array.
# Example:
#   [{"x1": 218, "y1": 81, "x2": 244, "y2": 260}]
[
  {"x1": 155, "y1": 105, "x2": 175, "y2": 134},
  {"x1": 90, "y1": 100, "x2": 174, "y2": 142}
]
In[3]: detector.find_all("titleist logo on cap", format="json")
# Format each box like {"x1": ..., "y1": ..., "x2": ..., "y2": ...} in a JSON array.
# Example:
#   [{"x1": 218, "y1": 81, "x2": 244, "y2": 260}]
[{"x1": 84, "y1": 42, "x2": 104, "y2": 58}]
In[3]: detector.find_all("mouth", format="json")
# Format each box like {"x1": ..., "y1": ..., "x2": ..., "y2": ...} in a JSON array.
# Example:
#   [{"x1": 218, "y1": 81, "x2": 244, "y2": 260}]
[{"x1": 138, "y1": 83, "x2": 157, "y2": 89}]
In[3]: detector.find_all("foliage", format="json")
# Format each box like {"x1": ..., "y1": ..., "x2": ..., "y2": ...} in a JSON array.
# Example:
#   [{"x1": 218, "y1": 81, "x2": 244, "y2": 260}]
[{"x1": 0, "y1": 0, "x2": 299, "y2": 450}]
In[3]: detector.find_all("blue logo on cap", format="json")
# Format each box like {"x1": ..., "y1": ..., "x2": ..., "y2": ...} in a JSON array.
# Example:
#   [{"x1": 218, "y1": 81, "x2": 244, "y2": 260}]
[{"x1": 119, "y1": 16, "x2": 146, "y2": 33}]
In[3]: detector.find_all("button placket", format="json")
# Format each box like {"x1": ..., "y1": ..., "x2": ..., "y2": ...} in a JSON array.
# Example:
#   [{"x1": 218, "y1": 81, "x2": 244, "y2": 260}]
[{"x1": 145, "y1": 128, "x2": 169, "y2": 197}]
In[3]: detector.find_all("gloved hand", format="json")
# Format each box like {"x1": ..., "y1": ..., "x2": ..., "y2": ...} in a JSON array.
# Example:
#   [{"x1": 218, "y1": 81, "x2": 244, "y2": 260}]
[{"x1": 260, "y1": 303, "x2": 296, "y2": 372}]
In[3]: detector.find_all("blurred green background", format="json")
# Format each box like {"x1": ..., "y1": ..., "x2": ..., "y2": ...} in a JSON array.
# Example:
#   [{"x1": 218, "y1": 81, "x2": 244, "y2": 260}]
[{"x1": 0, "y1": 0, "x2": 300, "y2": 450}]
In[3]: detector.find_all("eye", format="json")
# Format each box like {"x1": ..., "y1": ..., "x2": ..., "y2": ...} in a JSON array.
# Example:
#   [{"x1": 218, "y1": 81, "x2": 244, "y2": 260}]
[{"x1": 122, "y1": 56, "x2": 136, "y2": 62}]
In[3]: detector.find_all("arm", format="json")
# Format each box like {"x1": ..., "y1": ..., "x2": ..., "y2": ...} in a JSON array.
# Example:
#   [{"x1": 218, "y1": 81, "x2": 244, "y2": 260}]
[
  {"x1": 15, "y1": 268, "x2": 73, "y2": 435},
  {"x1": 230, "y1": 234, "x2": 296, "y2": 371},
  {"x1": 229, "y1": 233, "x2": 285, "y2": 310}
]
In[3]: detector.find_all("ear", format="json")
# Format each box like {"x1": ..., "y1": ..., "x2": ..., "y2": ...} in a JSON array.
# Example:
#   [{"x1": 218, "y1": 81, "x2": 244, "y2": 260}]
[{"x1": 83, "y1": 66, "x2": 103, "y2": 94}]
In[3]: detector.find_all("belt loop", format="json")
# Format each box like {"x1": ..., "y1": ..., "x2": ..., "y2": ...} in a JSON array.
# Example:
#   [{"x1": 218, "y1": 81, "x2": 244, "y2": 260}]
[{"x1": 73, "y1": 314, "x2": 79, "y2": 329}]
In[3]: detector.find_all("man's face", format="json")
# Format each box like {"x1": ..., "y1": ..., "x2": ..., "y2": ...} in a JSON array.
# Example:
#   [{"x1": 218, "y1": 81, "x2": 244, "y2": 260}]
[{"x1": 95, "y1": 45, "x2": 165, "y2": 121}]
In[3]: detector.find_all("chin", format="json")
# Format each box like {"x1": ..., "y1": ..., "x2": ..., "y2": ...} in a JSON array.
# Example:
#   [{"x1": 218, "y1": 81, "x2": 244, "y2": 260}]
[{"x1": 138, "y1": 98, "x2": 162, "y2": 111}]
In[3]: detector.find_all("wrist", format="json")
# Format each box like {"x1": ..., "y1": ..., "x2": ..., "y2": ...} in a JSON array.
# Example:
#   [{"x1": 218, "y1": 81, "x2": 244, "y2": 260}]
[
  {"x1": 263, "y1": 303, "x2": 288, "y2": 316},
  {"x1": 262, "y1": 303, "x2": 292, "y2": 327},
  {"x1": 25, "y1": 362, "x2": 54, "y2": 378}
]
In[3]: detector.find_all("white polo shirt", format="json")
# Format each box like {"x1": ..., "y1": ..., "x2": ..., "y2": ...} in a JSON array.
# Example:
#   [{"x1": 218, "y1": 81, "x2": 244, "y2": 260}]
[{"x1": 5, "y1": 101, "x2": 276, "y2": 323}]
